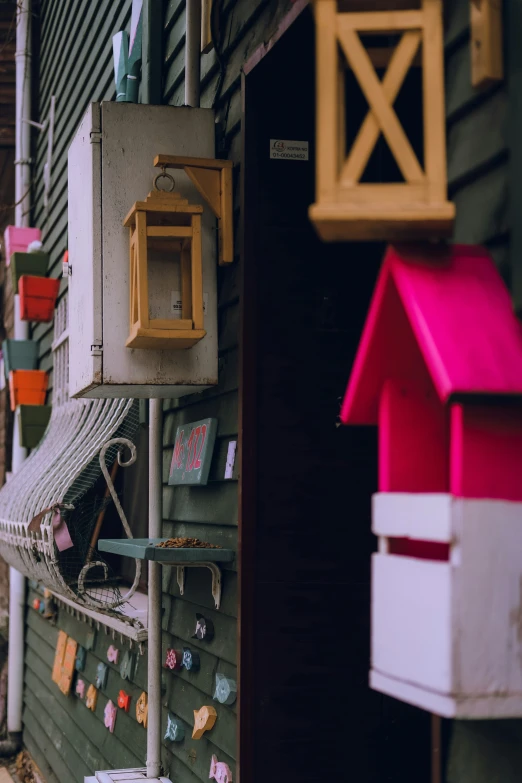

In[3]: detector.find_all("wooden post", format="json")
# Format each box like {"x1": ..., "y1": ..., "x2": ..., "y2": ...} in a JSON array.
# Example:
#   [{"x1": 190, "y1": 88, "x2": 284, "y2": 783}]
[
  {"x1": 470, "y1": 0, "x2": 504, "y2": 89},
  {"x1": 422, "y1": 0, "x2": 447, "y2": 205},
  {"x1": 315, "y1": 0, "x2": 338, "y2": 204},
  {"x1": 135, "y1": 211, "x2": 150, "y2": 329}
]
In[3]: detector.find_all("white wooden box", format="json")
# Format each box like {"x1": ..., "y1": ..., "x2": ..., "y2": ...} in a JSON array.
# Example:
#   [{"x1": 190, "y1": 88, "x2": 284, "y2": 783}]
[
  {"x1": 371, "y1": 493, "x2": 522, "y2": 718},
  {"x1": 68, "y1": 102, "x2": 218, "y2": 398}
]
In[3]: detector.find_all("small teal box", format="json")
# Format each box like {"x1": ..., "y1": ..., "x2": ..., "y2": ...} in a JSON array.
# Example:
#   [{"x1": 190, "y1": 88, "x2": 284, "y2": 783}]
[{"x1": 2, "y1": 339, "x2": 38, "y2": 378}]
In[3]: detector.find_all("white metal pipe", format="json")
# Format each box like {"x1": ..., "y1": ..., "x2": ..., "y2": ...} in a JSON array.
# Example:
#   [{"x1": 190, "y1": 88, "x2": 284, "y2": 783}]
[
  {"x1": 15, "y1": 0, "x2": 32, "y2": 227},
  {"x1": 6, "y1": 569, "x2": 24, "y2": 733},
  {"x1": 185, "y1": 0, "x2": 201, "y2": 107},
  {"x1": 147, "y1": 398, "x2": 163, "y2": 778},
  {"x1": 7, "y1": 0, "x2": 32, "y2": 741}
]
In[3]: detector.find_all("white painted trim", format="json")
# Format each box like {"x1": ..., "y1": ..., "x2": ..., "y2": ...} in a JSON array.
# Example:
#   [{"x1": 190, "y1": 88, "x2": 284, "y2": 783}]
[
  {"x1": 371, "y1": 670, "x2": 522, "y2": 719},
  {"x1": 51, "y1": 589, "x2": 148, "y2": 643},
  {"x1": 372, "y1": 492, "x2": 454, "y2": 542}
]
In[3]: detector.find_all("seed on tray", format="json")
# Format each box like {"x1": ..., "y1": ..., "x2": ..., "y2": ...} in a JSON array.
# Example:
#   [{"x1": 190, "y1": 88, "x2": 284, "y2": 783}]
[{"x1": 156, "y1": 537, "x2": 222, "y2": 549}]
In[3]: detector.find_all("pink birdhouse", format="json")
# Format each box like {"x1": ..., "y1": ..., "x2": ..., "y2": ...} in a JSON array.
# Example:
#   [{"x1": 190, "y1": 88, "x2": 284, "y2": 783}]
[{"x1": 341, "y1": 244, "x2": 522, "y2": 719}]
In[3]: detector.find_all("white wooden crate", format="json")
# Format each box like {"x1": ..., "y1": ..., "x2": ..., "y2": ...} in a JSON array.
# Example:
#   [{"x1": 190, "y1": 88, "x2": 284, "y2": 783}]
[{"x1": 371, "y1": 493, "x2": 522, "y2": 718}]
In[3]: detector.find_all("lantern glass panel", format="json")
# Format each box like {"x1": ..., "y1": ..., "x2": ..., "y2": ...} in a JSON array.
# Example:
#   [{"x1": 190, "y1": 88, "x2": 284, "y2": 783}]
[{"x1": 147, "y1": 237, "x2": 183, "y2": 323}]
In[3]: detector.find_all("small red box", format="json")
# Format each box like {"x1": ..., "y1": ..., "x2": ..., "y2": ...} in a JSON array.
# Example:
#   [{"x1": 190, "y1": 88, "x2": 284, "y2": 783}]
[{"x1": 19, "y1": 275, "x2": 60, "y2": 322}]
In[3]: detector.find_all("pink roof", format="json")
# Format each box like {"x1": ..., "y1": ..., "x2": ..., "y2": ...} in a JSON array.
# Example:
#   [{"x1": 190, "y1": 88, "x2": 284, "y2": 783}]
[{"x1": 341, "y1": 244, "x2": 522, "y2": 425}]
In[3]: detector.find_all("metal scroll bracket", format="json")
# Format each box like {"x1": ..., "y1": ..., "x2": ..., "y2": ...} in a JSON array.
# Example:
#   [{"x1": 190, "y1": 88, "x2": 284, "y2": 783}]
[{"x1": 176, "y1": 562, "x2": 222, "y2": 610}]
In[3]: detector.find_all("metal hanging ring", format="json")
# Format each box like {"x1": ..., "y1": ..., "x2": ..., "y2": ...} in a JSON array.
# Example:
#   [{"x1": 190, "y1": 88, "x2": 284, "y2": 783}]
[{"x1": 153, "y1": 167, "x2": 175, "y2": 192}]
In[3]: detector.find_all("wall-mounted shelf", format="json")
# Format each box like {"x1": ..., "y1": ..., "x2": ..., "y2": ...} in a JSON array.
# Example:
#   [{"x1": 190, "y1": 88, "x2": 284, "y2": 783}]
[{"x1": 98, "y1": 538, "x2": 235, "y2": 609}]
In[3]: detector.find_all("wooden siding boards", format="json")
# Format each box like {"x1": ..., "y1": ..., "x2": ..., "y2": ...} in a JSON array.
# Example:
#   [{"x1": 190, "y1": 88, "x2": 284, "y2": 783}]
[
  {"x1": 443, "y1": 2, "x2": 522, "y2": 782},
  {"x1": 445, "y1": 1, "x2": 509, "y2": 268},
  {"x1": 160, "y1": 3, "x2": 297, "y2": 781},
  {"x1": 31, "y1": 0, "x2": 133, "y2": 398}
]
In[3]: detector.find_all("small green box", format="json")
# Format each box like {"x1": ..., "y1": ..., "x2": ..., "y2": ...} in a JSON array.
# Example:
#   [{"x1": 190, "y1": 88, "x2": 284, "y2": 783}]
[
  {"x1": 18, "y1": 404, "x2": 52, "y2": 449},
  {"x1": 10, "y1": 252, "x2": 49, "y2": 293},
  {"x1": 2, "y1": 339, "x2": 38, "y2": 378}
]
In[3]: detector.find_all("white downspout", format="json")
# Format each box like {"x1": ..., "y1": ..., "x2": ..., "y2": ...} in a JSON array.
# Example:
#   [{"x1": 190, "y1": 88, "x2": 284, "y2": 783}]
[
  {"x1": 7, "y1": 0, "x2": 32, "y2": 745},
  {"x1": 146, "y1": 7, "x2": 201, "y2": 777},
  {"x1": 147, "y1": 399, "x2": 163, "y2": 779}
]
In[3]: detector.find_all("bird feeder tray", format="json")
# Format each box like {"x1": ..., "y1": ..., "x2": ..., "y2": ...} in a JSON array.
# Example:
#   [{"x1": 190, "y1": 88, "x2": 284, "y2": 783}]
[
  {"x1": 98, "y1": 538, "x2": 234, "y2": 610},
  {"x1": 3, "y1": 226, "x2": 41, "y2": 267},
  {"x1": 19, "y1": 275, "x2": 60, "y2": 322},
  {"x1": 2, "y1": 339, "x2": 38, "y2": 377},
  {"x1": 10, "y1": 252, "x2": 49, "y2": 293},
  {"x1": 9, "y1": 370, "x2": 48, "y2": 411},
  {"x1": 18, "y1": 404, "x2": 52, "y2": 449},
  {"x1": 309, "y1": 0, "x2": 455, "y2": 241},
  {"x1": 98, "y1": 538, "x2": 234, "y2": 563}
]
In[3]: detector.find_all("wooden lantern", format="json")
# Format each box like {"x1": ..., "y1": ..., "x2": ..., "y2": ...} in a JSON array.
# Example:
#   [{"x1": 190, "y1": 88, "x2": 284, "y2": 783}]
[
  {"x1": 124, "y1": 183, "x2": 206, "y2": 350},
  {"x1": 309, "y1": 0, "x2": 455, "y2": 241}
]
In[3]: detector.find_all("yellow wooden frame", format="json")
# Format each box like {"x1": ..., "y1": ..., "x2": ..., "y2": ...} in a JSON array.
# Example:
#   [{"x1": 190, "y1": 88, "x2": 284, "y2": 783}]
[
  {"x1": 201, "y1": 0, "x2": 213, "y2": 53},
  {"x1": 309, "y1": 0, "x2": 455, "y2": 241},
  {"x1": 124, "y1": 190, "x2": 206, "y2": 350},
  {"x1": 154, "y1": 155, "x2": 234, "y2": 265},
  {"x1": 470, "y1": 0, "x2": 503, "y2": 88}
]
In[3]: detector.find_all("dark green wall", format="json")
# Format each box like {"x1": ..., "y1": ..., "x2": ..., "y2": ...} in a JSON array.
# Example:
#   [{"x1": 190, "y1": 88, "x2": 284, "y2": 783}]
[
  {"x1": 444, "y1": 2, "x2": 519, "y2": 782},
  {"x1": 24, "y1": 2, "x2": 294, "y2": 782}
]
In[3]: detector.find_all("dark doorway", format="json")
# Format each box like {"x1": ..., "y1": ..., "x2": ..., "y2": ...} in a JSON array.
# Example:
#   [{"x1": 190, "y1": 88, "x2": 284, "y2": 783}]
[{"x1": 239, "y1": 6, "x2": 431, "y2": 782}]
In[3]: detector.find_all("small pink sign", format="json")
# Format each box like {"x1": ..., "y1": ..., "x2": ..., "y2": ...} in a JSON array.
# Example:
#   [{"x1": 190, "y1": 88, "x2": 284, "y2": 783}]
[{"x1": 52, "y1": 510, "x2": 73, "y2": 552}]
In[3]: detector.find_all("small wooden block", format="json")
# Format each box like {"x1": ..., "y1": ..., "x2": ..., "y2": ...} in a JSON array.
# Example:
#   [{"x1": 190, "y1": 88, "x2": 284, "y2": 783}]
[
  {"x1": 96, "y1": 662, "x2": 108, "y2": 690},
  {"x1": 104, "y1": 700, "x2": 117, "y2": 733},
  {"x1": 192, "y1": 705, "x2": 217, "y2": 739},
  {"x1": 86, "y1": 684, "x2": 98, "y2": 711},
  {"x1": 75, "y1": 678, "x2": 86, "y2": 699},
  {"x1": 209, "y1": 755, "x2": 233, "y2": 783},
  {"x1": 52, "y1": 631, "x2": 67, "y2": 685},
  {"x1": 214, "y1": 674, "x2": 237, "y2": 706},
  {"x1": 164, "y1": 713, "x2": 185, "y2": 742},
  {"x1": 120, "y1": 650, "x2": 136, "y2": 681},
  {"x1": 107, "y1": 645, "x2": 120, "y2": 664},
  {"x1": 117, "y1": 690, "x2": 132, "y2": 712},
  {"x1": 182, "y1": 647, "x2": 200, "y2": 672},
  {"x1": 193, "y1": 614, "x2": 214, "y2": 642},
  {"x1": 75, "y1": 646, "x2": 87, "y2": 672},
  {"x1": 59, "y1": 637, "x2": 78, "y2": 695},
  {"x1": 165, "y1": 648, "x2": 182, "y2": 671},
  {"x1": 136, "y1": 692, "x2": 148, "y2": 727}
]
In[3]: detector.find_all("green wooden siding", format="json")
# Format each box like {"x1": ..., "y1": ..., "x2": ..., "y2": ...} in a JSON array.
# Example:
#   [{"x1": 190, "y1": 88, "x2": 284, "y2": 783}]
[
  {"x1": 444, "y1": 2, "x2": 522, "y2": 782},
  {"x1": 160, "y1": 2, "x2": 297, "y2": 781},
  {"x1": 445, "y1": 1, "x2": 509, "y2": 282},
  {"x1": 31, "y1": 0, "x2": 133, "y2": 396}
]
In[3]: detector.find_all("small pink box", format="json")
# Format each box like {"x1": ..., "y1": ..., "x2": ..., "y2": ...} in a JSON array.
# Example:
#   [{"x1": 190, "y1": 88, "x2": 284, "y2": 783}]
[{"x1": 3, "y1": 226, "x2": 41, "y2": 267}]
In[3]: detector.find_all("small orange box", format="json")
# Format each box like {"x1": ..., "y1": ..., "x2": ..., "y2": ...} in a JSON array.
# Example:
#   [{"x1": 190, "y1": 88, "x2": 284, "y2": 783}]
[
  {"x1": 19, "y1": 275, "x2": 60, "y2": 322},
  {"x1": 9, "y1": 369, "x2": 48, "y2": 411}
]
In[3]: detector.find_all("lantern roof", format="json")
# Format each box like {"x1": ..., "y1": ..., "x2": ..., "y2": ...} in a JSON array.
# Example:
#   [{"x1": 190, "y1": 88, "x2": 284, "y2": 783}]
[
  {"x1": 123, "y1": 190, "x2": 203, "y2": 227},
  {"x1": 341, "y1": 244, "x2": 522, "y2": 425}
]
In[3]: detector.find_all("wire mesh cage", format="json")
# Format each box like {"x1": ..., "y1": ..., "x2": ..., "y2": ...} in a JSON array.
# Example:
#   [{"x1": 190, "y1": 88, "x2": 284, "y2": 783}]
[{"x1": 0, "y1": 399, "x2": 143, "y2": 619}]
